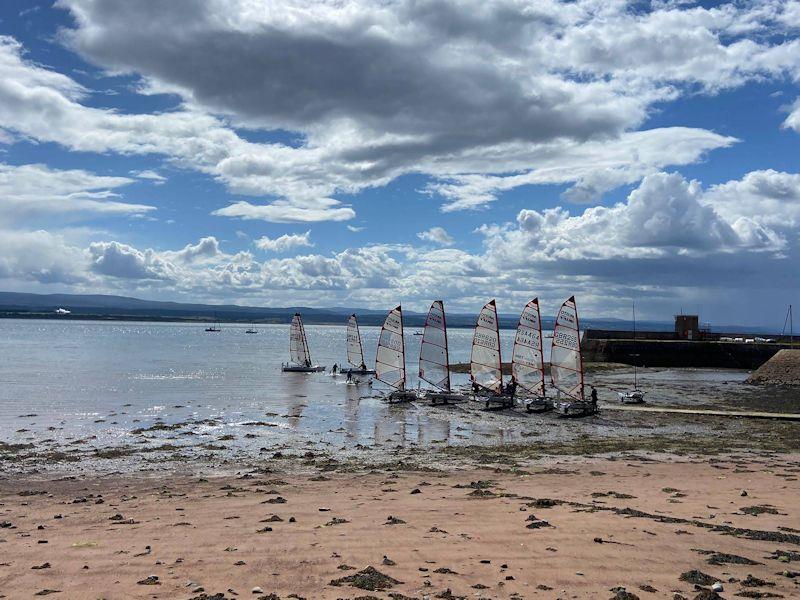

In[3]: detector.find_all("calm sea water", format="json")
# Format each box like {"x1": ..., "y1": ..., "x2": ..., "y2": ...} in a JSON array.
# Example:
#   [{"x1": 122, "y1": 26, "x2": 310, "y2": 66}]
[{"x1": 0, "y1": 319, "x2": 556, "y2": 461}]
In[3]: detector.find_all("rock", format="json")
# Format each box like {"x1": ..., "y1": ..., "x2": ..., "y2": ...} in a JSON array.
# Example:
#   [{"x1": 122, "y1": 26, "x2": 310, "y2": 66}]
[
  {"x1": 679, "y1": 570, "x2": 718, "y2": 586},
  {"x1": 692, "y1": 591, "x2": 722, "y2": 600},
  {"x1": 609, "y1": 589, "x2": 640, "y2": 600},
  {"x1": 382, "y1": 556, "x2": 396, "y2": 566},
  {"x1": 329, "y1": 566, "x2": 402, "y2": 591},
  {"x1": 741, "y1": 490, "x2": 748, "y2": 497},
  {"x1": 252, "y1": 587, "x2": 263, "y2": 594},
  {"x1": 137, "y1": 576, "x2": 160, "y2": 585},
  {"x1": 711, "y1": 582, "x2": 723, "y2": 592}
]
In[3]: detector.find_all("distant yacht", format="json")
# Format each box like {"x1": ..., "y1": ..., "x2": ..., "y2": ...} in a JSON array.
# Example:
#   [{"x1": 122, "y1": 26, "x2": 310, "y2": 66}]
[
  {"x1": 245, "y1": 325, "x2": 258, "y2": 334},
  {"x1": 54, "y1": 307, "x2": 71, "y2": 315},
  {"x1": 205, "y1": 313, "x2": 221, "y2": 332}
]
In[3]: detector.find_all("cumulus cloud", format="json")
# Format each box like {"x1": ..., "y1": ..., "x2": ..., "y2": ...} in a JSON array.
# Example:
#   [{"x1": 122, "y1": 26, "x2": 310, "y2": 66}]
[
  {"x1": 255, "y1": 231, "x2": 313, "y2": 252},
  {"x1": 785, "y1": 98, "x2": 800, "y2": 132},
  {"x1": 0, "y1": 229, "x2": 86, "y2": 284},
  {"x1": 88, "y1": 241, "x2": 177, "y2": 280},
  {"x1": 0, "y1": 0, "x2": 791, "y2": 219},
  {"x1": 0, "y1": 162, "x2": 154, "y2": 221},
  {"x1": 417, "y1": 227, "x2": 455, "y2": 246}
]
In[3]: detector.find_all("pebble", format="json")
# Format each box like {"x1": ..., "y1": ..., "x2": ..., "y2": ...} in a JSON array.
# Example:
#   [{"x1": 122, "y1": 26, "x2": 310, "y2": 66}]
[
  {"x1": 711, "y1": 582, "x2": 723, "y2": 592},
  {"x1": 252, "y1": 587, "x2": 263, "y2": 594}
]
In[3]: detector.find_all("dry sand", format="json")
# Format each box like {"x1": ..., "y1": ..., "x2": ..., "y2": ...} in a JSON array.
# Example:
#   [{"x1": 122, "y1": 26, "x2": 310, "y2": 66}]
[{"x1": 2, "y1": 454, "x2": 799, "y2": 599}]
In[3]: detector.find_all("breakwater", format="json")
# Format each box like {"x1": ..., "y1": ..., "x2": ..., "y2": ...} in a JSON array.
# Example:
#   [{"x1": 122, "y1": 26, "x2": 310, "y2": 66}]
[{"x1": 582, "y1": 329, "x2": 796, "y2": 369}]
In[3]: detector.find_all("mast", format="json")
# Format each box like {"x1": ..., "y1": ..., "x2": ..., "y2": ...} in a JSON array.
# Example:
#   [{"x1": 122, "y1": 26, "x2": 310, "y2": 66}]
[
  {"x1": 290, "y1": 313, "x2": 312, "y2": 366},
  {"x1": 470, "y1": 299, "x2": 503, "y2": 394},
  {"x1": 419, "y1": 300, "x2": 451, "y2": 392},
  {"x1": 632, "y1": 301, "x2": 638, "y2": 389},
  {"x1": 375, "y1": 305, "x2": 405, "y2": 390},
  {"x1": 512, "y1": 298, "x2": 545, "y2": 397},
  {"x1": 550, "y1": 296, "x2": 584, "y2": 400}
]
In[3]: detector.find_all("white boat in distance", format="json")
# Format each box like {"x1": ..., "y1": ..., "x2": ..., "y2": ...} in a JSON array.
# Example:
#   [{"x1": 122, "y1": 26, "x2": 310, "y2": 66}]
[
  {"x1": 618, "y1": 301, "x2": 645, "y2": 403},
  {"x1": 511, "y1": 298, "x2": 551, "y2": 412},
  {"x1": 345, "y1": 314, "x2": 375, "y2": 375},
  {"x1": 419, "y1": 301, "x2": 467, "y2": 404},
  {"x1": 470, "y1": 299, "x2": 513, "y2": 408},
  {"x1": 551, "y1": 296, "x2": 594, "y2": 416},
  {"x1": 281, "y1": 313, "x2": 325, "y2": 372},
  {"x1": 375, "y1": 305, "x2": 416, "y2": 402}
]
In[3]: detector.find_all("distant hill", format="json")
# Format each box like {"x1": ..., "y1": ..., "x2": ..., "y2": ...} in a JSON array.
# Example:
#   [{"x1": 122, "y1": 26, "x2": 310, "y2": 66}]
[{"x1": 0, "y1": 290, "x2": 758, "y2": 332}]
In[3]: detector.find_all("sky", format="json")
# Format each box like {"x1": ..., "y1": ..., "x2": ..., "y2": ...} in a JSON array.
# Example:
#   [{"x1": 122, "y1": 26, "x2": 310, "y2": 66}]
[{"x1": 0, "y1": 0, "x2": 798, "y2": 327}]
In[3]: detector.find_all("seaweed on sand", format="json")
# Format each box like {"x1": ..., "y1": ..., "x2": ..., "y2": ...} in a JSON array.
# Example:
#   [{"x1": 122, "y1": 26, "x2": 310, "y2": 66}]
[{"x1": 329, "y1": 566, "x2": 402, "y2": 591}]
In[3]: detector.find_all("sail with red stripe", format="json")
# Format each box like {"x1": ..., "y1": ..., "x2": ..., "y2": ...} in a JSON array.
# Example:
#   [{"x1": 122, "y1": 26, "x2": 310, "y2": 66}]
[
  {"x1": 419, "y1": 300, "x2": 450, "y2": 391},
  {"x1": 375, "y1": 305, "x2": 405, "y2": 390},
  {"x1": 512, "y1": 298, "x2": 545, "y2": 396},
  {"x1": 550, "y1": 296, "x2": 584, "y2": 400},
  {"x1": 470, "y1": 300, "x2": 502, "y2": 393}
]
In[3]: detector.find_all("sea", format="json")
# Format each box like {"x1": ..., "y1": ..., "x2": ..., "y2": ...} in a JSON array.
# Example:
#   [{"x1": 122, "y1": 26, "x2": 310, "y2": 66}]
[{"x1": 0, "y1": 319, "x2": 557, "y2": 469}]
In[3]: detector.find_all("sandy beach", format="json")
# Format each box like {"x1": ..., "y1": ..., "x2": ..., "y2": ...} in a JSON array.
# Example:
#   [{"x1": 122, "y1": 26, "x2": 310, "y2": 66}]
[{"x1": 2, "y1": 453, "x2": 799, "y2": 599}]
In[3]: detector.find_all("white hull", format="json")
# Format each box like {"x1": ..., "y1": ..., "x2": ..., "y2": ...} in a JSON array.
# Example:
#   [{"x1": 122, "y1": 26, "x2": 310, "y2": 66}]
[
  {"x1": 556, "y1": 400, "x2": 597, "y2": 417},
  {"x1": 482, "y1": 394, "x2": 515, "y2": 409},
  {"x1": 345, "y1": 368, "x2": 376, "y2": 376},
  {"x1": 618, "y1": 390, "x2": 645, "y2": 403},
  {"x1": 426, "y1": 391, "x2": 468, "y2": 404},
  {"x1": 282, "y1": 364, "x2": 325, "y2": 372},
  {"x1": 524, "y1": 397, "x2": 553, "y2": 412}
]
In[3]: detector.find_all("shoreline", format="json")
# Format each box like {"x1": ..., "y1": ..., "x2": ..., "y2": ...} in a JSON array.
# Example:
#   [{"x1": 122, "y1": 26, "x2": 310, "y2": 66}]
[{"x1": 1, "y1": 453, "x2": 798, "y2": 599}]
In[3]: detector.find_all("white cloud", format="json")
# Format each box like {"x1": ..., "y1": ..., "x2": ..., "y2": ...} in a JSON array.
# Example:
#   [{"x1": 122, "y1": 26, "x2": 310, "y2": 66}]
[
  {"x1": 212, "y1": 200, "x2": 355, "y2": 223},
  {"x1": 88, "y1": 241, "x2": 177, "y2": 280},
  {"x1": 703, "y1": 170, "x2": 800, "y2": 229},
  {"x1": 346, "y1": 225, "x2": 364, "y2": 232},
  {"x1": 0, "y1": 162, "x2": 154, "y2": 221},
  {"x1": 2, "y1": 0, "x2": 794, "y2": 218},
  {"x1": 163, "y1": 236, "x2": 222, "y2": 263},
  {"x1": 784, "y1": 97, "x2": 800, "y2": 132},
  {"x1": 254, "y1": 231, "x2": 313, "y2": 252},
  {"x1": 131, "y1": 169, "x2": 167, "y2": 184},
  {"x1": 0, "y1": 229, "x2": 86, "y2": 284},
  {"x1": 417, "y1": 226, "x2": 455, "y2": 246}
]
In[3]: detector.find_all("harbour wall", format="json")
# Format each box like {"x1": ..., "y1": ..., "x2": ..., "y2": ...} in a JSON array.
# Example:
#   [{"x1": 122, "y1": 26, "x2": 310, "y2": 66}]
[{"x1": 582, "y1": 329, "x2": 796, "y2": 369}]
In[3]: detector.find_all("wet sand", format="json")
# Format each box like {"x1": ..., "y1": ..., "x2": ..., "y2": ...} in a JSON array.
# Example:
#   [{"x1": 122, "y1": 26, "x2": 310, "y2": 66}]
[{"x1": 2, "y1": 453, "x2": 799, "y2": 599}]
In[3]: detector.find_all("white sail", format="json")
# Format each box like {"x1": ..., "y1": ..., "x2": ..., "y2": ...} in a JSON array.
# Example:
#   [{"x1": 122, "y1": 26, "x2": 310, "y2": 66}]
[
  {"x1": 550, "y1": 296, "x2": 584, "y2": 400},
  {"x1": 289, "y1": 313, "x2": 311, "y2": 366},
  {"x1": 375, "y1": 305, "x2": 405, "y2": 390},
  {"x1": 512, "y1": 298, "x2": 545, "y2": 396},
  {"x1": 470, "y1": 299, "x2": 503, "y2": 393},
  {"x1": 419, "y1": 300, "x2": 450, "y2": 391},
  {"x1": 346, "y1": 314, "x2": 365, "y2": 368}
]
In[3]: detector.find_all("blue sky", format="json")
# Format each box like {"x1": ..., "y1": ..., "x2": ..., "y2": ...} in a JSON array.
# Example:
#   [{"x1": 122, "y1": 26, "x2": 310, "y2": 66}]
[{"x1": 0, "y1": 0, "x2": 798, "y2": 326}]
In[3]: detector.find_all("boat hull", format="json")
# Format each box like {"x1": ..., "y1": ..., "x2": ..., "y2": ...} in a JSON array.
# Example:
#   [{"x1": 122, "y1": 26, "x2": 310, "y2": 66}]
[
  {"x1": 525, "y1": 397, "x2": 553, "y2": 412},
  {"x1": 281, "y1": 364, "x2": 326, "y2": 372},
  {"x1": 386, "y1": 390, "x2": 418, "y2": 403},
  {"x1": 483, "y1": 395, "x2": 515, "y2": 409},
  {"x1": 426, "y1": 391, "x2": 468, "y2": 404},
  {"x1": 617, "y1": 391, "x2": 645, "y2": 404},
  {"x1": 344, "y1": 369, "x2": 376, "y2": 376},
  {"x1": 556, "y1": 400, "x2": 597, "y2": 417}
]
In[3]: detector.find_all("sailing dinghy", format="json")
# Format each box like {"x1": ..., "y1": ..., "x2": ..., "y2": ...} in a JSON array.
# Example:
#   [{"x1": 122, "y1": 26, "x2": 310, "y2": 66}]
[
  {"x1": 470, "y1": 300, "x2": 512, "y2": 408},
  {"x1": 618, "y1": 301, "x2": 645, "y2": 403},
  {"x1": 281, "y1": 313, "x2": 325, "y2": 372},
  {"x1": 345, "y1": 314, "x2": 375, "y2": 376},
  {"x1": 511, "y1": 298, "x2": 551, "y2": 412},
  {"x1": 375, "y1": 305, "x2": 416, "y2": 402},
  {"x1": 550, "y1": 296, "x2": 593, "y2": 416},
  {"x1": 419, "y1": 301, "x2": 466, "y2": 404}
]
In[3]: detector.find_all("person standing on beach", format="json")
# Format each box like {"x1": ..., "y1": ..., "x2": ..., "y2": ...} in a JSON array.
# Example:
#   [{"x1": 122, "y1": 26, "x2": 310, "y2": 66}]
[{"x1": 590, "y1": 386, "x2": 598, "y2": 411}]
